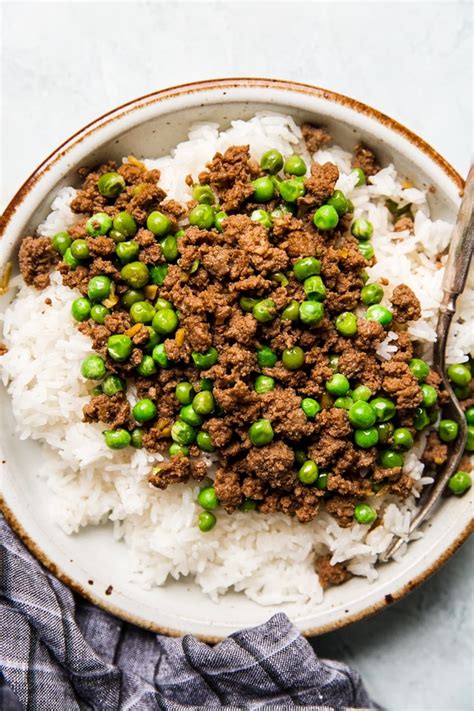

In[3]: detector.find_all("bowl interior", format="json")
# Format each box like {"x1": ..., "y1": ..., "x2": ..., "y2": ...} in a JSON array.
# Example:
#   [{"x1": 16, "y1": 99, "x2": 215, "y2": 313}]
[{"x1": 0, "y1": 85, "x2": 471, "y2": 639}]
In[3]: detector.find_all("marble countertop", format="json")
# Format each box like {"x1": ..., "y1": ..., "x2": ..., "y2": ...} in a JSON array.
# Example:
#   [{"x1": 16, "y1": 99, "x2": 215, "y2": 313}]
[{"x1": 2, "y1": 2, "x2": 472, "y2": 708}]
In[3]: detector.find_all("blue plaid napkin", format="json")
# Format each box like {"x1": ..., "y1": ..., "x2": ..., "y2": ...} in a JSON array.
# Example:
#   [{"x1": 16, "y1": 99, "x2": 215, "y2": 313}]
[{"x1": 0, "y1": 515, "x2": 379, "y2": 710}]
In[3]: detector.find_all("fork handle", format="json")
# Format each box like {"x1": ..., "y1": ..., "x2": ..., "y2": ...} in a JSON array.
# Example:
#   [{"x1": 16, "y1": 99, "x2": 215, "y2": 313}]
[{"x1": 442, "y1": 164, "x2": 474, "y2": 296}]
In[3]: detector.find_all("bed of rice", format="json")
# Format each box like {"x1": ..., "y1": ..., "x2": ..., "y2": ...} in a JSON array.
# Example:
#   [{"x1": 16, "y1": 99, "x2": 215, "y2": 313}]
[{"x1": 1, "y1": 113, "x2": 472, "y2": 606}]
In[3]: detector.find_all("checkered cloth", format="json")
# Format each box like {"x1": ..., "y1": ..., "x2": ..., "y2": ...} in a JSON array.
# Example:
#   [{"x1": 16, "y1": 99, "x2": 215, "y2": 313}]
[{"x1": 0, "y1": 515, "x2": 379, "y2": 710}]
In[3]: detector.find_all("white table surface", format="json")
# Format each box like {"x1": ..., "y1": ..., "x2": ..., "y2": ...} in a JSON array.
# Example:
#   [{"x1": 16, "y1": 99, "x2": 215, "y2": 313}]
[{"x1": 2, "y1": 2, "x2": 472, "y2": 709}]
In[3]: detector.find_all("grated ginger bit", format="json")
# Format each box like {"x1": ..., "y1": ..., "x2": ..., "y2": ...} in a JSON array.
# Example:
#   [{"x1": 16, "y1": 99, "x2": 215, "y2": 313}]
[
  {"x1": 402, "y1": 179, "x2": 413, "y2": 188},
  {"x1": 175, "y1": 328, "x2": 186, "y2": 347},
  {"x1": 338, "y1": 248, "x2": 349, "y2": 258},
  {"x1": 161, "y1": 427, "x2": 171, "y2": 437},
  {"x1": 144, "y1": 284, "x2": 158, "y2": 300},
  {"x1": 127, "y1": 155, "x2": 145, "y2": 168},
  {"x1": 125, "y1": 323, "x2": 142, "y2": 337}
]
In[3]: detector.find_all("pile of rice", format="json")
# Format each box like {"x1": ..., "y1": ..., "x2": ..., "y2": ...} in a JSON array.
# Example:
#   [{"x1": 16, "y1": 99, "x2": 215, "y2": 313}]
[{"x1": 1, "y1": 113, "x2": 472, "y2": 606}]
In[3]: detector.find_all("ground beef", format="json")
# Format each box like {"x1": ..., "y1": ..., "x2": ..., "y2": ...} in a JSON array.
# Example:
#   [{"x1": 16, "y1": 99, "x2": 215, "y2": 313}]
[
  {"x1": 315, "y1": 555, "x2": 352, "y2": 589},
  {"x1": 198, "y1": 145, "x2": 259, "y2": 212},
  {"x1": 352, "y1": 143, "x2": 380, "y2": 177},
  {"x1": 213, "y1": 467, "x2": 243, "y2": 512},
  {"x1": 83, "y1": 393, "x2": 131, "y2": 430},
  {"x1": 422, "y1": 433, "x2": 448, "y2": 467},
  {"x1": 299, "y1": 162, "x2": 339, "y2": 210},
  {"x1": 381, "y1": 361, "x2": 422, "y2": 410},
  {"x1": 393, "y1": 216, "x2": 414, "y2": 233},
  {"x1": 301, "y1": 123, "x2": 332, "y2": 154},
  {"x1": 242, "y1": 441, "x2": 296, "y2": 490},
  {"x1": 324, "y1": 496, "x2": 358, "y2": 527},
  {"x1": 19, "y1": 236, "x2": 59, "y2": 289},
  {"x1": 391, "y1": 284, "x2": 421, "y2": 324},
  {"x1": 148, "y1": 456, "x2": 207, "y2": 489}
]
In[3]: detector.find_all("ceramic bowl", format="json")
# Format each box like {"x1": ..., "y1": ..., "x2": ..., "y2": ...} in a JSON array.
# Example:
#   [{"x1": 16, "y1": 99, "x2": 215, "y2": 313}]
[{"x1": 0, "y1": 79, "x2": 472, "y2": 641}]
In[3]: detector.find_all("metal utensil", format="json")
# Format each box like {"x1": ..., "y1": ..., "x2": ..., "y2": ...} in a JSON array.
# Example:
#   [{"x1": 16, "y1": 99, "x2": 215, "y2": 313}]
[{"x1": 382, "y1": 165, "x2": 474, "y2": 561}]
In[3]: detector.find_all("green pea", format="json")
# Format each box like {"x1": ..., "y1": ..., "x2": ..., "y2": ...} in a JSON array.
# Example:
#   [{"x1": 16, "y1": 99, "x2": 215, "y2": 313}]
[
  {"x1": 52, "y1": 231, "x2": 71, "y2": 255},
  {"x1": 197, "y1": 486, "x2": 219, "y2": 510},
  {"x1": 189, "y1": 259, "x2": 200, "y2": 275},
  {"x1": 239, "y1": 296, "x2": 259, "y2": 312},
  {"x1": 86, "y1": 212, "x2": 112, "y2": 236},
  {"x1": 121, "y1": 289, "x2": 145, "y2": 309},
  {"x1": 298, "y1": 459, "x2": 318, "y2": 484},
  {"x1": 420, "y1": 383, "x2": 438, "y2": 408},
  {"x1": 360, "y1": 283, "x2": 384, "y2": 305},
  {"x1": 413, "y1": 406, "x2": 430, "y2": 431},
  {"x1": 299, "y1": 301, "x2": 325, "y2": 327},
  {"x1": 136, "y1": 355, "x2": 157, "y2": 377},
  {"x1": 132, "y1": 398, "x2": 156, "y2": 423},
  {"x1": 303, "y1": 276, "x2": 326, "y2": 301},
  {"x1": 352, "y1": 168, "x2": 366, "y2": 186},
  {"x1": 109, "y1": 229, "x2": 127, "y2": 243},
  {"x1": 249, "y1": 419, "x2": 274, "y2": 446},
  {"x1": 366, "y1": 304, "x2": 393, "y2": 326},
  {"x1": 301, "y1": 398, "x2": 321, "y2": 419},
  {"x1": 239, "y1": 499, "x2": 257, "y2": 512},
  {"x1": 351, "y1": 218, "x2": 374, "y2": 240},
  {"x1": 334, "y1": 396, "x2": 353, "y2": 410},
  {"x1": 70, "y1": 239, "x2": 90, "y2": 260},
  {"x1": 294, "y1": 449, "x2": 308, "y2": 466},
  {"x1": 104, "y1": 429, "x2": 131, "y2": 449},
  {"x1": 281, "y1": 300, "x2": 300, "y2": 321},
  {"x1": 87, "y1": 275, "x2": 112, "y2": 302},
  {"x1": 192, "y1": 184, "x2": 215, "y2": 205},
  {"x1": 170, "y1": 443, "x2": 189, "y2": 458},
  {"x1": 352, "y1": 385, "x2": 372, "y2": 402},
  {"x1": 130, "y1": 301, "x2": 155, "y2": 324},
  {"x1": 102, "y1": 374, "x2": 125, "y2": 396},
  {"x1": 335, "y1": 311, "x2": 358, "y2": 336},
  {"x1": 252, "y1": 176, "x2": 275, "y2": 203},
  {"x1": 254, "y1": 375, "x2": 275, "y2": 394},
  {"x1": 447, "y1": 363, "x2": 472, "y2": 386},
  {"x1": 455, "y1": 385, "x2": 471, "y2": 400},
  {"x1": 326, "y1": 373, "x2": 350, "y2": 396},
  {"x1": 465, "y1": 425, "x2": 474, "y2": 452},
  {"x1": 113, "y1": 211, "x2": 137, "y2": 238},
  {"x1": 271, "y1": 203, "x2": 296, "y2": 219},
  {"x1": 150, "y1": 264, "x2": 168, "y2": 286},
  {"x1": 379, "y1": 449, "x2": 404, "y2": 468},
  {"x1": 71, "y1": 297, "x2": 91, "y2": 322},
  {"x1": 198, "y1": 511, "x2": 216, "y2": 532},
  {"x1": 284, "y1": 154, "x2": 307, "y2": 176},
  {"x1": 260, "y1": 149, "x2": 284, "y2": 174},
  {"x1": 116, "y1": 241, "x2": 139, "y2": 264},
  {"x1": 214, "y1": 211, "x2": 228, "y2": 232},
  {"x1": 448, "y1": 471, "x2": 472, "y2": 495},
  {"x1": 282, "y1": 346, "x2": 305, "y2": 370},
  {"x1": 360, "y1": 270, "x2": 369, "y2": 283},
  {"x1": 392, "y1": 427, "x2": 414, "y2": 451},
  {"x1": 251, "y1": 209, "x2": 272, "y2": 229},
  {"x1": 465, "y1": 406, "x2": 474, "y2": 425},
  {"x1": 370, "y1": 397, "x2": 396, "y2": 422},
  {"x1": 152, "y1": 343, "x2": 169, "y2": 368},
  {"x1": 313, "y1": 205, "x2": 339, "y2": 231},
  {"x1": 328, "y1": 354, "x2": 339, "y2": 372},
  {"x1": 146, "y1": 211, "x2": 171, "y2": 237},
  {"x1": 80, "y1": 354, "x2": 106, "y2": 380},
  {"x1": 257, "y1": 346, "x2": 278, "y2": 368},
  {"x1": 192, "y1": 390, "x2": 215, "y2": 415},
  {"x1": 151, "y1": 308, "x2": 178, "y2": 335},
  {"x1": 192, "y1": 347, "x2": 218, "y2": 369},
  {"x1": 175, "y1": 382, "x2": 194, "y2": 405},
  {"x1": 98, "y1": 171, "x2": 125, "y2": 198},
  {"x1": 91, "y1": 385, "x2": 103, "y2": 396},
  {"x1": 293, "y1": 257, "x2": 321, "y2": 281},
  {"x1": 180, "y1": 404, "x2": 204, "y2": 427},
  {"x1": 63, "y1": 248, "x2": 79, "y2": 270},
  {"x1": 198, "y1": 378, "x2": 213, "y2": 392},
  {"x1": 196, "y1": 431, "x2": 215, "y2": 452},
  {"x1": 354, "y1": 503, "x2": 377, "y2": 524},
  {"x1": 131, "y1": 428, "x2": 143, "y2": 449},
  {"x1": 358, "y1": 242, "x2": 375, "y2": 260},
  {"x1": 171, "y1": 419, "x2": 196, "y2": 445},
  {"x1": 252, "y1": 299, "x2": 277, "y2": 323},
  {"x1": 408, "y1": 358, "x2": 430, "y2": 382},
  {"x1": 376, "y1": 422, "x2": 394, "y2": 444},
  {"x1": 107, "y1": 334, "x2": 133, "y2": 362},
  {"x1": 316, "y1": 471, "x2": 329, "y2": 490},
  {"x1": 121, "y1": 261, "x2": 149, "y2": 288},
  {"x1": 355, "y1": 427, "x2": 379, "y2": 448},
  {"x1": 277, "y1": 178, "x2": 305, "y2": 203},
  {"x1": 327, "y1": 190, "x2": 350, "y2": 216},
  {"x1": 154, "y1": 297, "x2": 172, "y2": 311},
  {"x1": 348, "y1": 401, "x2": 376, "y2": 429},
  {"x1": 160, "y1": 234, "x2": 178, "y2": 262},
  {"x1": 189, "y1": 204, "x2": 215, "y2": 229},
  {"x1": 90, "y1": 304, "x2": 110, "y2": 324}
]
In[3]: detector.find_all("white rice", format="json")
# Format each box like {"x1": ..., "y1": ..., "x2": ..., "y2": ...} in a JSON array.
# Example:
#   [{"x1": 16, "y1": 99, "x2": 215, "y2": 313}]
[{"x1": 1, "y1": 112, "x2": 472, "y2": 605}]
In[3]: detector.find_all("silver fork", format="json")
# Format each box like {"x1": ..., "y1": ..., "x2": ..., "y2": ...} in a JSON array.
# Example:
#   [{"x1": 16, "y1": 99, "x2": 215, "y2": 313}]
[{"x1": 382, "y1": 164, "x2": 474, "y2": 561}]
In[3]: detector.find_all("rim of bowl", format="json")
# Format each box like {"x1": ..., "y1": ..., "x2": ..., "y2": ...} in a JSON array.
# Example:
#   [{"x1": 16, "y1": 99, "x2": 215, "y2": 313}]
[{"x1": 0, "y1": 77, "x2": 471, "y2": 643}]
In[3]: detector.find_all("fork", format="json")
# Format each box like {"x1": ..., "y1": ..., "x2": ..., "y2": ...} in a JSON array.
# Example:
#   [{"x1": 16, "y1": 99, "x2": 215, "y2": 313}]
[{"x1": 382, "y1": 164, "x2": 474, "y2": 561}]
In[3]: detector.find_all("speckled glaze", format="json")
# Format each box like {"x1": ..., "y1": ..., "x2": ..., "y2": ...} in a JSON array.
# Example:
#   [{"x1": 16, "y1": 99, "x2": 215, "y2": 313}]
[{"x1": 0, "y1": 79, "x2": 472, "y2": 641}]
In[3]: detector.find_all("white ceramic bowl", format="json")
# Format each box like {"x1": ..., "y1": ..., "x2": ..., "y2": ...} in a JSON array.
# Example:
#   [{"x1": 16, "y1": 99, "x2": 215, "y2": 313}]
[{"x1": 1, "y1": 79, "x2": 472, "y2": 641}]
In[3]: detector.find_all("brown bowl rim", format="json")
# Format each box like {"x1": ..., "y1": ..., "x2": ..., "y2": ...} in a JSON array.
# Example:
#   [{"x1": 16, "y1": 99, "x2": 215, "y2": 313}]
[{"x1": 0, "y1": 77, "x2": 471, "y2": 643}]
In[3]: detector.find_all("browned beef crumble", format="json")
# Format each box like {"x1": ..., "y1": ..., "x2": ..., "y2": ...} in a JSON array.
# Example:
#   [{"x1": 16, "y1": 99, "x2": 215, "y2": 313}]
[
  {"x1": 17, "y1": 132, "x2": 452, "y2": 554},
  {"x1": 315, "y1": 555, "x2": 352, "y2": 589}
]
